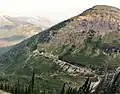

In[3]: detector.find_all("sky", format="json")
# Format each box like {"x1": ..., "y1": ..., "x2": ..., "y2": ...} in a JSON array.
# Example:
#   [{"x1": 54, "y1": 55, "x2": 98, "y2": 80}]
[{"x1": 0, "y1": 0, "x2": 120, "y2": 22}]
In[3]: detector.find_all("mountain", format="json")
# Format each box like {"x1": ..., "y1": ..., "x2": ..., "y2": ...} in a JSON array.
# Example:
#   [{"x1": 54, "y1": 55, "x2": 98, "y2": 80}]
[
  {"x1": 0, "y1": 15, "x2": 53, "y2": 55},
  {"x1": 0, "y1": 5, "x2": 120, "y2": 93}
]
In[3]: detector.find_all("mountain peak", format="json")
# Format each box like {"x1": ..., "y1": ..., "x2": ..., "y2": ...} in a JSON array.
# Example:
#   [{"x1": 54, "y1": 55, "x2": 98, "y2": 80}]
[
  {"x1": 92, "y1": 5, "x2": 120, "y2": 10},
  {"x1": 71, "y1": 5, "x2": 120, "y2": 23},
  {"x1": 82, "y1": 5, "x2": 120, "y2": 16}
]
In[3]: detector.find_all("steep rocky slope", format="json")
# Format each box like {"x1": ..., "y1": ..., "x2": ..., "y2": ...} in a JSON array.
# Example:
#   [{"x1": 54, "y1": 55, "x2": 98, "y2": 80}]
[{"x1": 0, "y1": 5, "x2": 120, "y2": 93}]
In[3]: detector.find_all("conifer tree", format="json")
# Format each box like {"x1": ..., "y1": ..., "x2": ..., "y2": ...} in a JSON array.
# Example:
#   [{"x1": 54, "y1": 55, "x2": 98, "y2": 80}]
[{"x1": 60, "y1": 83, "x2": 65, "y2": 94}]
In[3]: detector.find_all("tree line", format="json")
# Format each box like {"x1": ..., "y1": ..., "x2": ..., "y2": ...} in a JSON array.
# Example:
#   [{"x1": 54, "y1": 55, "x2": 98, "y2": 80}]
[
  {"x1": 60, "y1": 70, "x2": 120, "y2": 94},
  {"x1": 0, "y1": 70, "x2": 36, "y2": 94},
  {"x1": 0, "y1": 69, "x2": 120, "y2": 94}
]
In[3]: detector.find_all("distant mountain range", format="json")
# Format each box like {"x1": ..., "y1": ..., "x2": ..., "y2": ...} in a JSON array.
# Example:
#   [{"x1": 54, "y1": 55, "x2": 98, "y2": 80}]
[{"x1": 0, "y1": 15, "x2": 53, "y2": 55}]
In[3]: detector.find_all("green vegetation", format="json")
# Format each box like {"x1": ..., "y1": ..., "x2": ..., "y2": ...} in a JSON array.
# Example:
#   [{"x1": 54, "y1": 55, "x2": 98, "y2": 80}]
[
  {"x1": 1, "y1": 5, "x2": 120, "y2": 94},
  {"x1": 60, "y1": 70, "x2": 120, "y2": 94}
]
